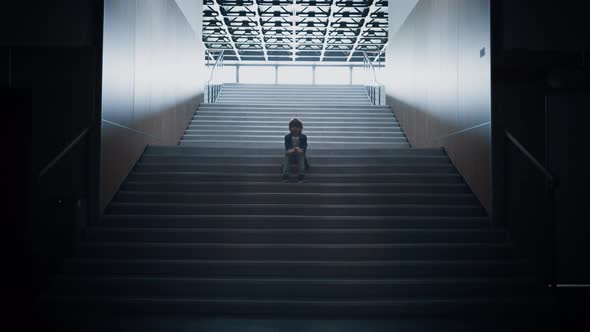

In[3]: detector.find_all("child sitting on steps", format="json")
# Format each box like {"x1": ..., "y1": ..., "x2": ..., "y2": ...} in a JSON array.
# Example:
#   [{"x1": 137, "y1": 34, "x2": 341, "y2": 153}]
[{"x1": 282, "y1": 118, "x2": 308, "y2": 183}]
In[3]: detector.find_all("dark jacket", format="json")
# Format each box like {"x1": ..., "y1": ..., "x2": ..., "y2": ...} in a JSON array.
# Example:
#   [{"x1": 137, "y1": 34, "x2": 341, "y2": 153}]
[{"x1": 284, "y1": 133, "x2": 308, "y2": 152}]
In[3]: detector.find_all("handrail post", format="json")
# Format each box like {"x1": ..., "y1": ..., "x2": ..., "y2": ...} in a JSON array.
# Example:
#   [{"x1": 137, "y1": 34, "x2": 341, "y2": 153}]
[
  {"x1": 504, "y1": 129, "x2": 559, "y2": 288},
  {"x1": 548, "y1": 183, "x2": 556, "y2": 288},
  {"x1": 207, "y1": 50, "x2": 225, "y2": 103},
  {"x1": 361, "y1": 51, "x2": 383, "y2": 106}
]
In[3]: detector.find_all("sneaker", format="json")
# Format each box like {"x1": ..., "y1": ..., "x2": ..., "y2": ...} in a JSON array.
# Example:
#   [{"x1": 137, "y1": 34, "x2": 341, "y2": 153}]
[
  {"x1": 281, "y1": 174, "x2": 289, "y2": 183},
  {"x1": 297, "y1": 175, "x2": 306, "y2": 183}
]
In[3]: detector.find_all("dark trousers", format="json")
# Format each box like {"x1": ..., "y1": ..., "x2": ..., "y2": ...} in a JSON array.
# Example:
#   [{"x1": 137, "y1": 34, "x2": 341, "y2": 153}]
[{"x1": 282, "y1": 151, "x2": 306, "y2": 176}]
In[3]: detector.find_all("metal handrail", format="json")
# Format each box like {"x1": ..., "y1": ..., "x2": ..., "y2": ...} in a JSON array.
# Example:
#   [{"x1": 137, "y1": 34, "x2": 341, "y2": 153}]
[
  {"x1": 208, "y1": 50, "x2": 225, "y2": 84},
  {"x1": 206, "y1": 50, "x2": 225, "y2": 103},
  {"x1": 38, "y1": 128, "x2": 89, "y2": 180},
  {"x1": 505, "y1": 130, "x2": 558, "y2": 189},
  {"x1": 373, "y1": 44, "x2": 387, "y2": 63},
  {"x1": 361, "y1": 51, "x2": 380, "y2": 85},
  {"x1": 206, "y1": 50, "x2": 215, "y2": 64},
  {"x1": 504, "y1": 129, "x2": 558, "y2": 288},
  {"x1": 361, "y1": 51, "x2": 384, "y2": 105}
]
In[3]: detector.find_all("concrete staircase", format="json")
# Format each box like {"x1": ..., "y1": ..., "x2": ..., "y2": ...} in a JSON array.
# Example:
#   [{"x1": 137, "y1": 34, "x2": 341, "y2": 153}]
[
  {"x1": 39, "y1": 84, "x2": 549, "y2": 320},
  {"x1": 183, "y1": 84, "x2": 407, "y2": 149},
  {"x1": 215, "y1": 83, "x2": 374, "y2": 106}
]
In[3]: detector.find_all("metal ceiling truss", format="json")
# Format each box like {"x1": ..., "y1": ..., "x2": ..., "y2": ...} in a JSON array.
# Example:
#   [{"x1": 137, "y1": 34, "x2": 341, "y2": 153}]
[{"x1": 203, "y1": 0, "x2": 388, "y2": 63}]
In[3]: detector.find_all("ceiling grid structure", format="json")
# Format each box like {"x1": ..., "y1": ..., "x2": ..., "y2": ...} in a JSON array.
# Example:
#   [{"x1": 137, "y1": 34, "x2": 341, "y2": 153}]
[
  {"x1": 203, "y1": 1, "x2": 243, "y2": 60},
  {"x1": 203, "y1": 0, "x2": 388, "y2": 63}
]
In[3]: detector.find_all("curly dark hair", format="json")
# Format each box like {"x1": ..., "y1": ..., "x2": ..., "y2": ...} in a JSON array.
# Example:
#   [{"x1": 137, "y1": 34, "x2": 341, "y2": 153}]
[{"x1": 289, "y1": 118, "x2": 303, "y2": 129}]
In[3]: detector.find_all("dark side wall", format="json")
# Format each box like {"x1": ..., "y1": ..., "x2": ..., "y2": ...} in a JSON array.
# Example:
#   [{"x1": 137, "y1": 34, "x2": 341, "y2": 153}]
[
  {"x1": 2, "y1": 0, "x2": 206, "y2": 313},
  {"x1": 2, "y1": 0, "x2": 104, "y2": 314},
  {"x1": 101, "y1": 0, "x2": 205, "y2": 211},
  {"x1": 491, "y1": 0, "x2": 590, "y2": 285},
  {"x1": 385, "y1": 0, "x2": 590, "y2": 288},
  {"x1": 384, "y1": 0, "x2": 492, "y2": 212}
]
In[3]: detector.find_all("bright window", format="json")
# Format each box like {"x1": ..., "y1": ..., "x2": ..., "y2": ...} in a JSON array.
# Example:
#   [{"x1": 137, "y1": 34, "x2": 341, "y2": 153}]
[
  {"x1": 206, "y1": 65, "x2": 236, "y2": 83},
  {"x1": 351, "y1": 67, "x2": 366, "y2": 84},
  {"x1": 217, "y1": 65, "x2": 236, "y2": 83},
  {"x1": 239, "y1": 66, "x2": 276, "y2": 84},
  {"x1": 315, "y1": 66, "x2": 350, "y2": 85},
  {"x1": 352, "y1": 66, "x2": 385, "y2": 85},
  {"x1": 278, "y1": 66, "x2": 313, "y2": 84}
]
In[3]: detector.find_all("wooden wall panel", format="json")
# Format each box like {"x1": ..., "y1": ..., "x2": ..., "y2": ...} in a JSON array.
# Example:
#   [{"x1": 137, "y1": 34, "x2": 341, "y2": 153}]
[
  {"x1": 100, "y1": 0, "x2": 205, "y2": 212},
  {"x1": 385, "y1": 0, "x2": 492, "y2": 212}
]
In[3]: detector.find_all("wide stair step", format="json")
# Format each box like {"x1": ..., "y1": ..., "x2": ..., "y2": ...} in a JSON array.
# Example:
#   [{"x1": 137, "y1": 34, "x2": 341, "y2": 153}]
[
  {"x1": 84, "y1": 228, "x2": 507, "y2": 243},
  {"x1": 144, "y1": 146, "x2": 443, "y2": 156},
  {"x1": 62, "y1": 258, "x2": 532, "y2": 278},
  {"x1": 131, "y1": 163, "x2": 457, "y2": 173},
  {"x1": 121, "y1": 182, "x2": 470, "y2": 194},
  {"x1": 126, "y1": 172, "x2": 465, "y2": 184},
  {"x1": 77, "y1": 243, "x2": 515, "y2": 260},
  {"x1": 105, "y1": 202, "x2": 486, "y2": 216},
  {"x1": 99, "y1": 215, "x2": 492, "y2": 229},
  {"x1": 49, "y1": 276, "x2": 538, "y2": 300},
  {"x1": 112, "y1": 192, "x2": 480, "y2": 205},
  {"x1": 43, "y1": 296, "x2": 549, "y2": 316}
]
